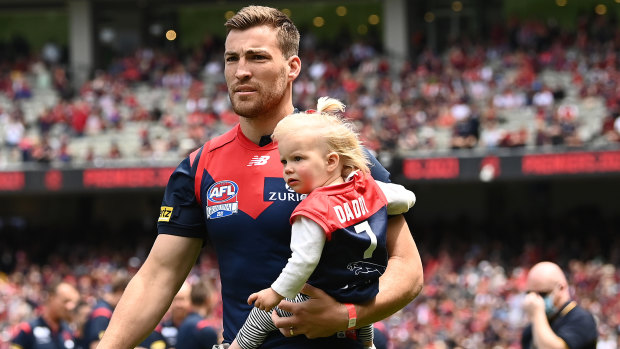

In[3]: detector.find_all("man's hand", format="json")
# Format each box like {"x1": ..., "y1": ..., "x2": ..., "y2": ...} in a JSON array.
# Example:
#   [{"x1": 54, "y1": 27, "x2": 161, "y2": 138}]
[
  {"x1": 522, "y1": 292, "x2": 545, "y2": 318},
  {"x1": 271, "y1": 284, "x2": 348, "y2": 339},
  {"x1": 248, "y1": 288, "x2": 283, "y2": 311}
]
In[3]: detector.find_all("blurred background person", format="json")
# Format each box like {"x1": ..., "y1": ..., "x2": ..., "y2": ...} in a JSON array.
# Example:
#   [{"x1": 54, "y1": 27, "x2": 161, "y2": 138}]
[
  {"x1": 521, "y1": 261, "x2": 598, "y2": 349},
  {"x1": 176, "y1": 279, "x2": 220, "y2": 349},
  {"x1": 10, "y1": 281, "x2": 80, "y2": 349},
  {"x1": 160, "y1": 281, "x2": 192, "y2": 349},
  {"x1": 83, "y1": 276, "x2": 130, "y2": 349}
]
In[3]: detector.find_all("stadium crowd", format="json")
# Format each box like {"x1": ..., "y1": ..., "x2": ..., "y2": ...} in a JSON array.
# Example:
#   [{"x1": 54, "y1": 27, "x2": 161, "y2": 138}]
[
  {"x1": 2, "y1": 15, "x2": 620, "y2": 167},
  {"x1": 2, "y1": 12, "x2": 620, "y2": 349}
]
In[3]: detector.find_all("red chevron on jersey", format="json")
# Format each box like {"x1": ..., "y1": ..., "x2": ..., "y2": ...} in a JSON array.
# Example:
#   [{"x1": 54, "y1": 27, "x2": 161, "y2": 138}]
[{"x1": 194, "y1": 125, "x2": 286, "y2": 219}]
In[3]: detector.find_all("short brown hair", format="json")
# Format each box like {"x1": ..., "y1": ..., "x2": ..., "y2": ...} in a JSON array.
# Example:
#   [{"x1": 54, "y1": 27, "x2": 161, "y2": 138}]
[
  {"x1": 225, "y1": 5, "x2": 300, "y2": 58},
  {"x1": 190, "y1": 280, "x2": 213, "y2": 306}
]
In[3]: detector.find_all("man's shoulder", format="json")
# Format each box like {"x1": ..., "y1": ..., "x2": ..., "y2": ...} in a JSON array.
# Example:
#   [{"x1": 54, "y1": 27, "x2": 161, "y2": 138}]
[
  {"x1": 204, "y1": 126, "x2": 239, "y2": 153},
  {"x1": 566, "y1": 303, "x2": 597, "y2": 325},
  {"x1": 179, "y1": 313, "x2": 202, "y2": 330},
  {"x1": 189, "y1": 126, "x2": 239, "y2": 168}
]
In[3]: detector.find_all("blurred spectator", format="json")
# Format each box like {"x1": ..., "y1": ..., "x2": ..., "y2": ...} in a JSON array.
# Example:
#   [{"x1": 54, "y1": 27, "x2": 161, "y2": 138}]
[
  {"x1": 176, "y1": 280, "x2": 220, "y2": 349},
  {"x1": 10, "y1": 281, "x2": 80, "y2": 349},
  {"x1": 82, "y1": 275, "x2": 130, "y2": 349},
  {"x1": 107, "y1": 142, "x2": 122, "y2": 159},
  {"x1": 160, "y1": 282, "x2": 192, "y2": 349},
  {"x1": 601, "y1": 113, "x2": 620, "y2": 143},
  {"x1": 521, "y1": 261, "x2": 597, "y2": 349}
]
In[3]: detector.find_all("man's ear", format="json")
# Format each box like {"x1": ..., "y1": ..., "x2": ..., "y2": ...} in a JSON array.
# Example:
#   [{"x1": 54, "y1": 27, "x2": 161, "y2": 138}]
[
  {"x1": 326, "y1": 152, "x2": 340, "y2": 172},
  {"x1": 288, "y1": 55, "x2": 301, "y2": 81}
]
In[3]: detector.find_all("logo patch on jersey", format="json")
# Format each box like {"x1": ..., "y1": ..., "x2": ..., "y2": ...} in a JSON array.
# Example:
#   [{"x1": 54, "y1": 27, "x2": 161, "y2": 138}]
[
  {"x1": 346, "y1": 261, "x2": 385, "y2": 276},
  {"x1": 264, "y1": 177, "x2": 307, "y2": 202},
  {"x1": 206, "y1": 180, "x2": 239, "y2": 219},
  {"x1": 247, "y1": 155, "x2": 270, "y2": 166},
  {"x1": 33, "y1": 326, "x2": 51, "y2": 340},
  {"x1": 158, "y1": 206, "x2": 173, "y2": 222}
]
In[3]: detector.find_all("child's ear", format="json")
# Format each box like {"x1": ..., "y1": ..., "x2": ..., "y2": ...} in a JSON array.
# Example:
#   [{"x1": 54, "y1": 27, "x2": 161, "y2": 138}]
[{"x1": 326, "y1": 152, "x2": 340, "y2": 171}]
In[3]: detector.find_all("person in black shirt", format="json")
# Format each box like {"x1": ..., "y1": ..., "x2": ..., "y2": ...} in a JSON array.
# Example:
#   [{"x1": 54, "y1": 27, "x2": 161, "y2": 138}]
[{"x1": 521, "y1": 261, "x2": 598, "y2": 349}]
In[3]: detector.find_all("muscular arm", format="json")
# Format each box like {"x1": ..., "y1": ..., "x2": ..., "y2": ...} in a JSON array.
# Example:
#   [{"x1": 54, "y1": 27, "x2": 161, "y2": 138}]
[
  {"x1": 273, "y1": 214, "x2": 423, "y2": 338},
  {"x1": 358, "y1": 214, "x2": 423, "y2": 324},
  {"x1": 97, "y1": 234, "x2": 203, "y2": 349}
]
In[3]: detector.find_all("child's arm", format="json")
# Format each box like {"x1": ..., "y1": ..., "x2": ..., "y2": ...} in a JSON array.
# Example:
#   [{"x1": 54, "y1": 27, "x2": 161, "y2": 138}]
[
  {"x1": 376, "y1": 181, "x2": 416, "y2": 215},
  {"x1": 270, "y1": 216, "x2": 325, "y2": 300}
]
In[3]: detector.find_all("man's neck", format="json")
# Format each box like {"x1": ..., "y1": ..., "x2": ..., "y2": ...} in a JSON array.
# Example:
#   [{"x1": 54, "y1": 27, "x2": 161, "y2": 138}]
[
  {"x1": 238, "y1": 104, "x2": 294, "y2": 145},
  {"x1": 42, "y1": 311, "x2": 60, "y2": 332}
]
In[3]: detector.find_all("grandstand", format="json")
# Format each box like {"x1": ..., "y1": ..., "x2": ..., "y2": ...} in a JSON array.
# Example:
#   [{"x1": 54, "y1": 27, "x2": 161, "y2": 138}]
[{"x1": 1, "y1": 1, "x2": 620, "y2": 348}]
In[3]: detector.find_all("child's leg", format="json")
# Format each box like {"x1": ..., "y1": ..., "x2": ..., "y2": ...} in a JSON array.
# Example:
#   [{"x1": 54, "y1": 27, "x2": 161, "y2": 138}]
[
  {"x1": 232, "y1": 294, "x2": 310, "y2": 349},
  {"x1": 357, "y1": 323, "x2": 374, "y2": 349},
  {"x1": 232, "y1": 307, "x2": 278, "y2": 349}
]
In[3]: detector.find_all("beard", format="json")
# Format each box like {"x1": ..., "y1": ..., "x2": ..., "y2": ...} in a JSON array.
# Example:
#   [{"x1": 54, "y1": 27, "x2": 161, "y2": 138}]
[{"x1": 229, "y1": 68, "x2": 288, "y2": 118}]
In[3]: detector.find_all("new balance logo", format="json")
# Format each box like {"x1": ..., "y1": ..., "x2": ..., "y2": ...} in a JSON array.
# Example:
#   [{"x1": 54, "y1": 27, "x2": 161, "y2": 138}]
[{"x1": 247, "y1": 155, "x2": 270, "y2": 166}]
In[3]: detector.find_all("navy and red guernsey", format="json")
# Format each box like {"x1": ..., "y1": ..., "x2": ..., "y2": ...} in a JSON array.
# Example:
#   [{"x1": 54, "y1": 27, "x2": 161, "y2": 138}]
[
  {"x1": 175, "y1": 313, "x2": 219, "y2": 349},
  {"x1": 290, "y1": 171, "x2": 388, "y2": 304},
  {"x1": 83, "y1": 299, "x2": 113, "y2": 348},
  {"x1": 157, "y1": 124, "x2": 391, "y2": 348},
  {"x1": 11, "y1": 317, "x2": 75, "y2": 349}
]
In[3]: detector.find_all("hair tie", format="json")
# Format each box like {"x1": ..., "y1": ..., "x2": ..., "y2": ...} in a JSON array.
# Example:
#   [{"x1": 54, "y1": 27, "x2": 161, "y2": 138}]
[{"x1": 305, "y1": 109, "x2": 316, "y2": 114}]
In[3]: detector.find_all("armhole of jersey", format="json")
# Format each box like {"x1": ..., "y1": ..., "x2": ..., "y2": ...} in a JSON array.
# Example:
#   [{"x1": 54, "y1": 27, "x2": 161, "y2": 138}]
[
  {"x1": 190, "y1": 146, "x2": 206, "y2": 206},
  {"x1": 190, "y1": 128, "x2": 237, "y2": 206}
]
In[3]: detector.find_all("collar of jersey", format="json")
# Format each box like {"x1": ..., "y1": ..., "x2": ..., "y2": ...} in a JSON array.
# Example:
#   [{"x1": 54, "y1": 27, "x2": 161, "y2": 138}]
[{"x1": 235, "y1": 124, "x2": 278, "y2": 150}]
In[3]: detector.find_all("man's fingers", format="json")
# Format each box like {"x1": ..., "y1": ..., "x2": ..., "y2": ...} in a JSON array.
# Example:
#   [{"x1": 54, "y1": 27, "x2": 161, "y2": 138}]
[
  {"x1": 271, "y1": 306, "x2": 294, "y2": 330},
  {"x1": 275, "y1": 298, "x2": 294, "y2": 313}
]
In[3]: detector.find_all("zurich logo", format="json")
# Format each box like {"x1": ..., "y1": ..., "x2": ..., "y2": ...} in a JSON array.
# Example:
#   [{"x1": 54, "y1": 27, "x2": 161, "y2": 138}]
[{"x1": 207, "y1": 181, "x2": 238, "y2": 203}]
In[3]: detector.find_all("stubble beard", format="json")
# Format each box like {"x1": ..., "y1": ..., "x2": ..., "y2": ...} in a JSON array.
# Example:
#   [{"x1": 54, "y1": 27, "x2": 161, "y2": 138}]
[{"x1": 230, "y1": 70, "x2": 288, "y2": 119}]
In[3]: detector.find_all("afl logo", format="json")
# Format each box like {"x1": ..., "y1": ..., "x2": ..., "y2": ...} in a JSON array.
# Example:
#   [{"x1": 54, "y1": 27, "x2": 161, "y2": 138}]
[{"x1": 207, "y1": 181, "x2": 238, "y2": 202}]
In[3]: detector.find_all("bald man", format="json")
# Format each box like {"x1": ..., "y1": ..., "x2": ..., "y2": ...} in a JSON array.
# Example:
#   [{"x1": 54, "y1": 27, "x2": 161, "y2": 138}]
[{"x1": 521, "y1": 261, "x2": 598, "y2": 349}]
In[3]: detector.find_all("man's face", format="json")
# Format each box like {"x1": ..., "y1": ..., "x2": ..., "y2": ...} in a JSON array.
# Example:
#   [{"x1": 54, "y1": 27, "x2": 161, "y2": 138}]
[
  {"x1": 170, "y1": 284, "x2": 191, "y2": 323},
  {"x1": 224, "y1": 25, "x2": 291, "y2": 118},
  {"x1": 49, "y1": 283, "x2": 80, "y2": 322}
]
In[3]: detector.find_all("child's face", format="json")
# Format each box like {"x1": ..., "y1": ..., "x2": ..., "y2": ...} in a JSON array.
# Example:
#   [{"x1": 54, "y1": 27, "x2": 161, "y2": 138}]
[{"x1": 278, "y1": 133, "x2": 334, "y2": 194}]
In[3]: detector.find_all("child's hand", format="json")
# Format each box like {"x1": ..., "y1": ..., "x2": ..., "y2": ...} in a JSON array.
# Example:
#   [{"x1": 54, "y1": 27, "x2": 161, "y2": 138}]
[{"x1": 247, "y1": 288, "x2": 284, "y2": 311}]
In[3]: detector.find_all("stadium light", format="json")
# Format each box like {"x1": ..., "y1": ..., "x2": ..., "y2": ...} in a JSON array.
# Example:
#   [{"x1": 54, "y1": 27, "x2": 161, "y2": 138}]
[
  {"x1": 452, "y1": 1, "x2": 463, "y2": 12},
  {"x1": 166, "y1": 30, "x2": 177, "y2": 41},
  {"x1": 595, "y1": 4, "x2": 607, "y2": 15},
  {"x1": 368, "y1": 14, "x2": 380, "y2": 25},
  {"x1": 424, "y1": 12, "x2": 435, "y2": 23},
  {"x1": 313, "y1": 16, "x2": 325, "y2": 27}
]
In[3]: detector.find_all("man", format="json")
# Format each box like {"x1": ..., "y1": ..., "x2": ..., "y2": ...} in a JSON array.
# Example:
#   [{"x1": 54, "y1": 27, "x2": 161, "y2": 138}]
[
  {"x1": 521, "y1": 261, "x2": 598, "y2": 349},
  {"x1": 160, "y1": 281, "x2": 193, "y2": 348},
  {"x1": 176, "y1": 280, "x2": 220, "y2": 349},
  {"x1": 97, "y1": 5, "x2": 423, "y2": 349},
  {"x1": 84, "y1": 276, "x2": 131, "y2": 349},
  {"x1": 11, "y1": 281, "x2": 80, "y2": 349},
  {"x1": 84, "y1": 275, "x2": 166, "y2": 349}
]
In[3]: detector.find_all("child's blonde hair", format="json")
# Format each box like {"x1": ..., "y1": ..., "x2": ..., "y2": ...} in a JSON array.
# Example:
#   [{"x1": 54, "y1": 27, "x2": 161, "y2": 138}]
[{"x1": 272, "y1": 97, "x2": 370, "y2": 174}]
